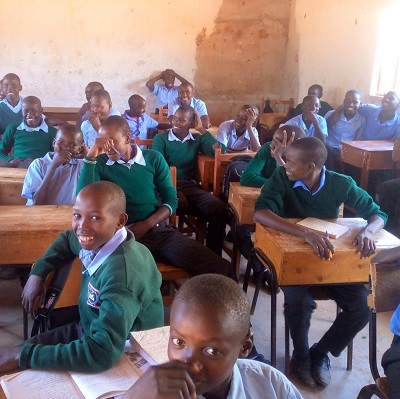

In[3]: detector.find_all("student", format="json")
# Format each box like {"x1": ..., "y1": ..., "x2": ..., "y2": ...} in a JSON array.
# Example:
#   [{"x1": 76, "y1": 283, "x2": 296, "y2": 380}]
[
  {"x1": 76, "y1": 81, "x2": 119, "y2": 127},
  {"x1": 168, "y1": 83, "x2": 210, "y2": 128},
  {"x1": 253, "y1": 137, "x2": 387, "y2": 388},
  {"x1": 0, "y1": 79, "x2": 5, "y2": 101},
  {"x1": 0, "y1": 181, "x2": 163, "y2": 373},
  {"x1": 0, "y1": 96, "x2": 57, "y2": 168},
  {"x1": 122, "y1": 94, "x2": 171, "y2": 140},
  {"x1": 81, "y1": 89, "x2": 120, "y2": 148},
  {"x1": 0, "y1": 73, "x2": 23, "y2": 135},
  {"x1": 217, "y1": 105, "x2": 261, "y2": 151},
  {"x1": 358, "y1": 91, "x2": 400, "y2": 141},
  {"x1": 238, "y1": 125, "x2": 305, "y2": 264},
  {"x1": 152, "y1": 106, "x2": 227, "y2": 256},
  {"x1": 370, "y1": 246, "x2": 400, "y2": 399},
  {"x1": 285, "y1": 95, "x2": 328, "y2": 143},
  {"x1": 77, "y1": 115, "x2": 234, "y2": 278},
  {"x1": 22, "y1": 124, "x2": 87, "y2": 205},
  {"x1": 146, "y1": 69, "x2": 189, "y2": 113},
  {"x1": 325, "y1": 90, "x2": 366, "y2": 171},
  {"x1": 293, "y1": 84, "x2": 333, "y2": 117},
  {"x1": 123, "y1": 274, "x2": 303, "y2": 399}
]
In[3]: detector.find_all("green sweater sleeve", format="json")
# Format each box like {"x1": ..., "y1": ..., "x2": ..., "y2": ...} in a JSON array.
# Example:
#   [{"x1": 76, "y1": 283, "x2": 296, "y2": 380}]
[
  {"x1": 76, "y1": 157, "x2": 102, "y2": 194},
  {"x1": 0, "y1": 123, "x2": 17, "y2": 162},
  {"x1": 199, "y1": 132, "x2": 226, "y2": 157}
]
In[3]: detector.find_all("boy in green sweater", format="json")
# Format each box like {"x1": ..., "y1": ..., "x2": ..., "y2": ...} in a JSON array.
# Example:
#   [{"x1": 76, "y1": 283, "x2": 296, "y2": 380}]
[
  {"x1": 254, "y1": 137, "x2": 387, "y2": 389},
  {"x1": 0, "y1": 96, "x2": 57, "y2": 168},
  {"x1": 0, "y1": 181, "x2": 163, "y2": 374},
  {"x1": 152, "y1": 105, "x2": 227, "y2": 255},
  {"x1": 0, "y1": 73, "x2": 23, "y2": 136}
]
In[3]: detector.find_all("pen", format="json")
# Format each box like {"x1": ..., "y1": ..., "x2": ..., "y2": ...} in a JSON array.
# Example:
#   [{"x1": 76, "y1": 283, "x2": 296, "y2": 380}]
[
  {"x1": 112, "y1": 146, "x2": 125, "y2": 161},
  {"x1": 325, "y1": 231, "x2": 333, "y2": 259}
]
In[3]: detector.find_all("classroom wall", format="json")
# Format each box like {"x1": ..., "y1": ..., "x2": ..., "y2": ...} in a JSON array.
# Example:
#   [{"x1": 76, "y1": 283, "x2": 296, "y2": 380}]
[{"x1": 283, "y1": 0, "x2": 396, "y2": 108}]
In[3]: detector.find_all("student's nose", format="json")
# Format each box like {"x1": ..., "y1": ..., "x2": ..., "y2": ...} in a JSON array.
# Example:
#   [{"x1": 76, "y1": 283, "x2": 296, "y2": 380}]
[
  {"x1": 181, "y1": 350, "x2": 203, "y2": 373},
  {"x1": 78, "y1": 217, "x2": 91, "y2": 231}
]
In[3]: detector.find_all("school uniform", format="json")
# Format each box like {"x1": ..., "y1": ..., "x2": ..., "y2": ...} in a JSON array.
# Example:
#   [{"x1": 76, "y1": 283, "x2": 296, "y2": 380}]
[
  {"x1": 285, "y1": 114, "x2": 328, "y2": 138},
  {"x1": 167, "y1": 97, "x2": 208, "y2": 118},
  {"x1": 198, "y1": 359, "x2": 303, "y2": 399},
  {"x1": 22, "y1": 152, "x2": 83, "y2": 205},
  {"x1": 122, "y1": 111, "x2": 159, "y2": 139},
  {"x1": 0, "y1": 97, "x2": 23, "y2": 134},
  {"x1": 19, "y1": 228, "x2": 163, "y2": 372},
  {"x1": 80, "y1": 107, "x2": 120, "y2": 124},
  {"x1": 149, "y1": 83, "x2": 179, "y2": 109},
  {"x1": 255, "y1": 166, "x2": 387, "y2": 360},
  {"x1": 0, "y1": 119, "x2": 57, "y2": 163},
  {"x1": 77, "y1": 145, "x2": 233, "y2": 277},
  {"x1": 358, "y1": 104, "x2": 400, "y2": 140},
  {"x1": 152, "y1": 130, "x2": 227, "y2": 256},
  {"x1": 217, "y1": 120, "x2": 259, "y2": 151}
]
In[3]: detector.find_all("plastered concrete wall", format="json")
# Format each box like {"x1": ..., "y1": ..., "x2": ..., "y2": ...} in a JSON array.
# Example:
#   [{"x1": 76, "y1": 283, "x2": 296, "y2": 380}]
[{"x1": 283, "y1": 0, "x2": 396, "y2": 108}]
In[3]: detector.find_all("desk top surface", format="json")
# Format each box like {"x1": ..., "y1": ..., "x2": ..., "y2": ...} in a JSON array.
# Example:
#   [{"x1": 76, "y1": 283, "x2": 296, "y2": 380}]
[
  {"x1": 229, "y1": 182, "x2": 261, "y2": 199},
  {"x1": 0, "y1": 167, "x2": 27, "y2": 180},
  {"x1": 342, "y1": 140, "x2": 394, "y2": 151},
  {"x1": 43, "y1": 107, "x2": 80, "y2": 113},
  {"x1": 0, "y1": 205, "x2": 72, "y2": 234}
]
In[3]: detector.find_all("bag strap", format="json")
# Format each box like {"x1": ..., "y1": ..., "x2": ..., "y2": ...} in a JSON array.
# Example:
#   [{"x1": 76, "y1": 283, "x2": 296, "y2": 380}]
[{"x1": 31, "y1": 260, "x2": 75, "y2": 337}]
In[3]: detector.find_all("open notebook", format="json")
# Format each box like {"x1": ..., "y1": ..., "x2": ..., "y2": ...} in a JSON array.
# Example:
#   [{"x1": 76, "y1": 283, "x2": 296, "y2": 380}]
[{"x1": 296, "y1": 217, "x2": 350, "y2": 239}]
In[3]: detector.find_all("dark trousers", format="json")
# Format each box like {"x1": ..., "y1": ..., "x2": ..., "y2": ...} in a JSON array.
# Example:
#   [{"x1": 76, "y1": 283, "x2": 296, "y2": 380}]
[
  {"x1": 282, "y1": 284, "x2": 369, "y2": 360},
  {"x1": 138, "y1": 225, "x2": 235, "y2": 279},
  {"x1": 236, "y1": 224, "x2": 254, "y2": 260},
  {"x1": 179, "y1": 182, "x2": 227, "y2": 256},
  {"x1": 325, "y1": 144, "x2": 342, "y2": 172},
  {"x1": 379, "y1": 177, "x2": 400, "y2": 232},
  {"x1": 382, "y1": 334, "x2": 400, "y2": 399}
]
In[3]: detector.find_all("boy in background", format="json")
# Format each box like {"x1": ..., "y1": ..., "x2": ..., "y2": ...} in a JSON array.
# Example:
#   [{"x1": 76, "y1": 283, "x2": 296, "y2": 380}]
[
  {"x1": 146, "y1": 69, "x2": 190, "y2": 113},
  {"x1": 254, "y1": 137, "x2": 386, "y2": 388},
  {"x1": 22, "y1": 124, "x2": 87, "y2": 205},
  {"x1": 217, "y1": 105, "x2": 261, "y2": 152},
  {"x1": 0, "y1": 79, "x2": 5, "y2": 101},
  {"x1": 293, "y1": 84, "x2": 333, "y2": 117},
  {"x1": 122, "y1": 94, "x2": 171, "y2": 140},
  {"x1": 324, "y1": 90, "x2": 365, "y2": 171},
  {"x1": 81, "y1": 89, "x2": 120, "y2": 147},
  {"x1": 0, "y1": 73, "x2": 23, "y2": 135},
  {"x1": 123, "y1": 274, "x2": 303, "y2": 399},
  {"x1": 0, "y1": 96, "x2": 57, "y2": 168},
  {"x1": 168, "y1": 83, "x2": 210, "y2": 129},
  {"x1": 0, "y1": 181, "x2": 163, "y2": 373},
  {"x1": 285, "y1": 95, "x2": 328, "y2": 143}
]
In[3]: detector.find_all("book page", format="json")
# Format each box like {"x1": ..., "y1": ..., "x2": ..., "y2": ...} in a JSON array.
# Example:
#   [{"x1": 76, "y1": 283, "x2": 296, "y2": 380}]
[
  {"x1": 71, "y1": 354, "x2": 140, "y2": 399},
  {"x1": 296, "y1": 217, "x2": 349, "y2": 238},
  {"x1": 1, "y1": 370, "x2": 84, "y2": 399}
]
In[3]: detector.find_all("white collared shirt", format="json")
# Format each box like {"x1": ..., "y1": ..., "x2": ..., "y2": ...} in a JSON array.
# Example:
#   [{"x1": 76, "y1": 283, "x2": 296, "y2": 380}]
[
  {"x1": 1, "y1": 96, "x2": 23, "y2": 113},
  {"x1": 105, "y1": 144, "x2": 146, "y2": 169},
  {"x1": 167, "y1": 129, "x2": 195, "y2": 143},
  {"x1": 17, "y1": 115, "x2": 49, "y2": 133},
  {"x1": 80, "y1": 227, "x2": 128, "y2": 276}
]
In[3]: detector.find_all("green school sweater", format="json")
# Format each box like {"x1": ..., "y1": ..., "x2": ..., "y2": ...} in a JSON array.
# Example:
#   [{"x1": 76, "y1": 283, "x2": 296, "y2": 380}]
[
  {"x1": 152, "y1": 130, "x2": 226, "y2": 181},
  {"x1": 0, "y1": 102, "x2": 23, "y2": 134},
  {"x1": 19, "y1": 229, "x2": 163, "y2": 372},
  {"x1": 255, "y1": 167, "x2": 388, "y2": 223},
  {"x1": 77, "y1": 149, "x2": 178, "y2": 224},
  {"x1": 240, "y1": 142, "x2": 278, "y2": 188},
  {"x1": 0, "y1": 122, "x2": 57, "y2": 162}
]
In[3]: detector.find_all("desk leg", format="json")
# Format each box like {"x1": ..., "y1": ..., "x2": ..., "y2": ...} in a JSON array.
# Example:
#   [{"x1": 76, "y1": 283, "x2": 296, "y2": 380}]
[
  {"x1": 360, "y1": 156, "x2": 370, "y2": 190},
  {"x1": 369, "y1": 310, "x2": 381, "y2": 381}
]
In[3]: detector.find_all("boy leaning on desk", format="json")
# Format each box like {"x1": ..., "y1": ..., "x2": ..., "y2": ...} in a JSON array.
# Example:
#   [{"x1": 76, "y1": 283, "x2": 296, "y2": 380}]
[{"x1": 254, "y1": 136, "x2": 387, "y2": 389}]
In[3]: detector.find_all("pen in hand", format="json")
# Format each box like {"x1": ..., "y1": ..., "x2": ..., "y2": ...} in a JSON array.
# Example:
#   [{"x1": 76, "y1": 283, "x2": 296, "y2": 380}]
[{"x1": 325, "y1": 231, "x2": 333, "y2": 260}]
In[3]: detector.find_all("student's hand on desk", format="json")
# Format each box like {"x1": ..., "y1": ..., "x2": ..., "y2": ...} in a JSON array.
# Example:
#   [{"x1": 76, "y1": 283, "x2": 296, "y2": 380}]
[
  {"x1": 127, "y1": 220, "x2": 152, "y2": 240},
  {"x1": 122, "y1": 361, "x2": 196, "y2": 399},
  {"x1": 0, "y1": 347, "x2": 21, "y2": 373},
  {"x1": 21, "y1": 275, "x2": 46, "y2": 316},
  {"x1": 353, "y1": 231, "x2": 376, "y2": 259},
  {"x1": 304, "y1": 231, "x2": 335, "y2": 260},
  {"x1": 51, "y1": 150, "x2": 72, "y2": 167},
  {"x1": 86, "y1": 137, "x2": 114, "y2": 159},
  {"x1": 8, "y1": 158, "x2": 20, "y2": 168}
]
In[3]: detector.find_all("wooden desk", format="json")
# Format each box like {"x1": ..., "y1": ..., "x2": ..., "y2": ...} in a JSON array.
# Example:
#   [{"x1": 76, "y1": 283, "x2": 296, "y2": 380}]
[
  {"x1": 228, "y1": 182, "x2": 260, "y2": 225},
  {"x1": 0, "y1": 205, "x2": 72, "y2": 265},
  {"x1": 43, "y1": 107, "x2": 80, "y2": 123},
  {"x1": 0, "y1": 168, "x2": 26, "y2": 205},
  {"x1": 150, "y1": 110, "x2": 169, "y2": 123},
  {"x1": 259, "y1": 112, "x2": 286, "y2": 128},
  {"x1": 340, "y1": 140, "x2": 394, "y2": 189},
  {"x1": 197, "y1": 154, "x2": 214, "y2": 191},
  {"x1": 190, "y1": 126, "x2": 218, "y2": 137},
  {"x1": 255, "y1": 218, "x2": 400, "y2": 286}
]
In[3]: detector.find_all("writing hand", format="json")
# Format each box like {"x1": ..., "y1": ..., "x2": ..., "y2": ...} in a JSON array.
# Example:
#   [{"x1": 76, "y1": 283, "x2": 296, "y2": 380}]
[{"x1": 304, "y1": 231, "x2": 335, "y2": 260}]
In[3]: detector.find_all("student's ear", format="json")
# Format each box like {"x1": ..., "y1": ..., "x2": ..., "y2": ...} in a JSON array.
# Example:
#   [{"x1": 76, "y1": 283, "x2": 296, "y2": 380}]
[
  {"x1": 239, "y1": 331, "x2": 254, "y2": 358},
  {"x1": 52, "y1": 138, "x2": 57, "y2": 149},
  {"x1": 307, "y1": 162, "x2": 316, "y2": 172},
  {"x1": 125, "y1": 133, "x2": 131, "y2": 144},
  {"x1": 108, "y1": 102, "x2": 112, "y2": 110},
  {"x1": 117, "y1": 213, "x2": 128, "y2": 228}
]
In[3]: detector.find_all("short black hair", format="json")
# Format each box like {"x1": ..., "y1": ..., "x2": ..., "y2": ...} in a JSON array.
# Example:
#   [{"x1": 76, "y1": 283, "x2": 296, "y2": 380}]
[
  {"x1": 56, "y1": 124, "x2": 84, "y2": 144},
  {"x1": 87, "y1": 81, "x2": 104, "y2": 89},
  {"x1": 289, "y1": 137, "x2": 327, "y2": 167},
  {"x1": 101, "y1": 115, "x2": 130, "y2": 135},
  {"x1": 345, "y1": 89, "x2": 362, "y2": 98},
  {"x1": 173, "y1": 274, "x2": 251, "y2": 338},
  {"x1": 22, "y1": 96, "x2": 41, "y2": 107},
  {"x1": 309, "y1": 84, "x2": 323, "y2": 93},
  {"x1": 176, "y1": 105, "x2": 195, "y2": 120},
  {"x1": 79, "y1": 181, "x2": 126, "y2": 216},
  {"x1": 302, "y1": 94, "x2": 319, "y2": 104},
  {"x1": 92, "y1": 89, "x2": 111, "y2": 103},
  {"x1": 128, "y1": 94, "x2": 145, "y2": 107},
  {"x1": 278, "y1": 124, "x2": 306, "y2": 140},
  {"x1": 3, "y1": 73, "x2": 21, "y2": 84},
  {"x1": 179, "y1": 82, "x2": 194, "y2": 90}
]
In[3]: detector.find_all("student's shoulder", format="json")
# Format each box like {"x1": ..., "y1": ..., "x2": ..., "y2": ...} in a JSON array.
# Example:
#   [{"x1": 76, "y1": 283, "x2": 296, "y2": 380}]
[
  {"x1": 47, "y1": 125, "x2": 58, "y2": 135},
  {"x1": 218, "y1": 120, "x2": 234, "y2": 131},
  {"x1": 325, "y1": 169, "x2": 357, "y2": 188},
  {"x1": 152, "y1": 131, "x2": 169, "y2": 143}
]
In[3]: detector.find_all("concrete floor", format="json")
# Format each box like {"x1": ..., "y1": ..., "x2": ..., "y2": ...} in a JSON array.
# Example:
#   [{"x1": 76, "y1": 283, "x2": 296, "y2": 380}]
[{"x1": 0, "y1": 259, "x2": 394, "y2": 399}]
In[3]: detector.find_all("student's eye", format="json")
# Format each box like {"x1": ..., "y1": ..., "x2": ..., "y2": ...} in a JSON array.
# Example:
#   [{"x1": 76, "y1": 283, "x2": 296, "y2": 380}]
[
  {"x1": 90, "y1": 216, "x2": 100, "y2": 221},
  {"x1": 171, "y1": 337, "x2": 185, "y2": 347},
  {"x1": 72, "y1": 213, "x2": 81, "y2": 219},
  {"x1": 203, "y1": 347, "x2": 221, "y2": 357}
]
